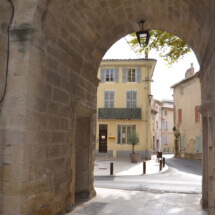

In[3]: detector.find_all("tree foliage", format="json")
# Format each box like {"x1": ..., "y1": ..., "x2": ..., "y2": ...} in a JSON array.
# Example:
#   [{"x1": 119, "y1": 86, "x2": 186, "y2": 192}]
[
  {"x1": 129, "y1": 30, "x2": 191, "y2": 65},
  {"x1": 127, "y1": 131, "x2": 139, "y2": 154}
]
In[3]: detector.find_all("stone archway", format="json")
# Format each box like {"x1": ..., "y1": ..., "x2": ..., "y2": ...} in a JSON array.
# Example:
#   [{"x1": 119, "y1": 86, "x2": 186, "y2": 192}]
[{"x1": 0, "y1": 0, "x2": 215, "y2": 214}]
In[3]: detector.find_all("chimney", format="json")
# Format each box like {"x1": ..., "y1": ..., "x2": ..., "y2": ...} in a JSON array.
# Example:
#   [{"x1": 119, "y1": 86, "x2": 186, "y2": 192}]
[{"x1": 185, "y1": 63, "x2": 195, "y2": 78}]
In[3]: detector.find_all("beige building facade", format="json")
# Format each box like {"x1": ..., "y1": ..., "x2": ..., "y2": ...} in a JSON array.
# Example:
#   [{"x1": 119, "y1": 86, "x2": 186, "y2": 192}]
[
  {"x1": 161, "y1": 100, "x2": 174, "y2": 153},
  {"x1": 172, "y1": 65, "x2": 202, "y2": 160},
  {"x1": 151, "y1": 99, "x2": 162, "y2": 152},
  {"x1": 96, "y1": 59, "x2": 156, "y2": 159}
]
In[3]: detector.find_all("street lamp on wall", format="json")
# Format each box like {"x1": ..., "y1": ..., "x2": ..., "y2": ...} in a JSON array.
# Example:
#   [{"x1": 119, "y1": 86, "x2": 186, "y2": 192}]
[
  {"x1": 148, "y1": 94, "x2": 153, "y2": 104},
  {"x1": 136, "y1": 20, "x2": 150, "y2": 47}
]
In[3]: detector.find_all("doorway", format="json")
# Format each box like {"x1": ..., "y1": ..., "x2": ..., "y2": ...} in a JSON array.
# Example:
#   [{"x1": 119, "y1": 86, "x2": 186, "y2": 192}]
[
  {"x1": 75, "y1": 116, "x2": 90, "y2": 201},
  {"x1": 99, "y1": 124, "x2": 108, "y2": 153}
]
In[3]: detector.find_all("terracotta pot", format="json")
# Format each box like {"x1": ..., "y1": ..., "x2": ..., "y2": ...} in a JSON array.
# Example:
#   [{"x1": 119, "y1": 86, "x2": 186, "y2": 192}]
[{"x1": 130, "y1": 153, "x2": 140, "y2": 163}]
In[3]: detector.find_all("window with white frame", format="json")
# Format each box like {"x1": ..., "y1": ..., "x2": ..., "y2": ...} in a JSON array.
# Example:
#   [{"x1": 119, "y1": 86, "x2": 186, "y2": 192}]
[
  {"x1": 164, "y1": 135, "x2": 168, "y2": 145},
  {"x1": 100, "y1": 68, "x2": 119, "y2": 82},
  {"x1": 117, "y1": 125, "x2": 136, "y2": 144},
  {"x1": 104, "y1": 91, "x2": 115, "y2": 108},
  {"x1": 106, "y1": 69, "x2": 114, "y2": 82},
  {"x1": 127, "y1": 68, "x2": 136, "y2": 82},
  {"x1": 122, "y1": 67, "x2": 141, "y2": 82},
  {"x1": 126, "y1": 90, "x2": 137, "y2": 108},
  {"x1": 164, "y1": 121, "x2": 168, "y2": 130}
]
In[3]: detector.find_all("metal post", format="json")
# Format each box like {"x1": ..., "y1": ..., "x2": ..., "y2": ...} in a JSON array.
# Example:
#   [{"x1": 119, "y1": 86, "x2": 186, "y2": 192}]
[
  {"x1": 143, "y1": 161, "x2": 146, "y2": 174},
  {"x1": 110, "y1": 162, "x2": 113, "y2": 175},
  {"x1": 159, "y1": 159, "x2": 163, "y2": 171},
  {"x1": 163, "y1": 157, "x2": 165, "y2": 167}
]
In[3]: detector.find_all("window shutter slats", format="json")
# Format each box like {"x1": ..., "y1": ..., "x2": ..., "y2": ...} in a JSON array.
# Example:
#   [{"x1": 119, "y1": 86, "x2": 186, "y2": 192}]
[
  {"x1": 109, "y1": 91, "x2": 115, "y2": 108},
  {"x1": 104, "y1": 91, "x2": 114, "y2": 108},
  {"x1": 136, "y1": 67, "x2": 141, "y2": 82},
  {"x1": 164, "y1": 121, "x2": 168, "y2": 130},
  {"x1": 100, "y1": 68, "x2": 105, "y2": 82},
  {"x1": 123, "y1": 68, "x2": 127, "y2": 82},
  {"x1": 132, "y1": 91, "x2": 137, "y2": 108},
  {"x1": 126, "y1": 91, "x2": 131, "y2": 108},
  {"x1": 115, "y1": 67, "x2": 119, "y2": 82},
  {"x1": 181, "y1": 136, "x2": 185, "y2": 148},
  {"x1": 104, "y1": 91, "x2": 108, "y2": 108}
]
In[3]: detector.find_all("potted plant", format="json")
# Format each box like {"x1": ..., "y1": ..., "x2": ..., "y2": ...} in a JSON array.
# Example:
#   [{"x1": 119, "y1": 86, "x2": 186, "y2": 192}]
[{"x1": 127, "y1": 131, "x2": 140, "y2": 163}]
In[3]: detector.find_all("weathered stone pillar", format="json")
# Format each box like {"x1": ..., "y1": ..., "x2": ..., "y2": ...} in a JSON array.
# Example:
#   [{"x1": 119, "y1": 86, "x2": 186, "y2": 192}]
[
  {"x1": 199, "y1": 100, "x2": 214, "y2": 214},
  {"x1": 201, "y1": 116, "x2": 208, "y2": 209}
]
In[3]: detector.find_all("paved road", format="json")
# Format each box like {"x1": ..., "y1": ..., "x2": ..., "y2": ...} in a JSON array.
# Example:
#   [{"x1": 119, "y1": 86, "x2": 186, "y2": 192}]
[{"x1": 94, "y1": 155, "x2": 202, "y2": 194}]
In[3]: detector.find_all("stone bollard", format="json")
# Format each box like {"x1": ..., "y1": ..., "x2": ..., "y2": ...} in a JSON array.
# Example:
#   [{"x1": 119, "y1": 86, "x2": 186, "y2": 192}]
[
  {"x1": 163, "y1": 157, "x2": 165, "y2": 167},
  {"x1": 143, "y1": 161, "x2": 146, "y2": 174},
  {"x1": 110, "y1": 162, "x2": 113, "y2": 175},
  {"x1": 159, "y1": 160, "x2": 163, "y2": 171}
]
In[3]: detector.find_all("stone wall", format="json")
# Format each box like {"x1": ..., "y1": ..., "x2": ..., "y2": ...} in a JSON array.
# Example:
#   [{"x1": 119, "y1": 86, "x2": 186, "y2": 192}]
[{"x1": 0, "y1": 0, "x2": 215, "y2": 214}]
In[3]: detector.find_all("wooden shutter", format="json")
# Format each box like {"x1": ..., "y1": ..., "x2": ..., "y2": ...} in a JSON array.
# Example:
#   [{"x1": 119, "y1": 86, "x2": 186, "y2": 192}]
[
  {"x1": 166, "y1": 135, "x2": 168, "y2": 144},
  {"x1": 132, "y1": 91, "x2": 137, "y2": 108},
  {"x1": 195, "y1": 106, "x2": 200, "y2": 123},
  {"x1": 104, "y1": 91, "x2": 109, "y2": 108},
  {"x1": 109, "y1": 91, "x2": 115, "y2": 108},
  {"x1": 123, "y1": 67, "x2": 127, "y2": 82},
  {"x1": 100, "y1": 68, "x2": 105, "y2": 82},
  {"x1": 178, "y1": 109, "x2": 182, "y2": 123},
  {"x1": 126, "y1": 91, "x2": 131, "y2": 108},
  {"x1": 114, "y1": 67, "x2": 119, "y2": 82},
  {"x1": 181, "y1": 136, "x2": 185, "y2": 148},
  {"x1": 196, "y1": 136, "x2": 201, "y2": 152},
  {"x1": 136, "y1": 67, "x2": 141, "y2": 82},
  {"x1": 165, "y1": 121, "x2": 168, "y2": 130}
]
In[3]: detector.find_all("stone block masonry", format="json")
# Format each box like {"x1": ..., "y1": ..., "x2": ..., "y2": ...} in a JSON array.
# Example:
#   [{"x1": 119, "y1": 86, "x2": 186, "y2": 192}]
[{"x1": 0, "y1": 0, "x2": 215, "y2": 214}]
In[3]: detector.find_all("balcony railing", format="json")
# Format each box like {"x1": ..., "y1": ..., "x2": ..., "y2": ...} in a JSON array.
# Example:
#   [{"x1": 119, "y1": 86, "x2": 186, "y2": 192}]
[{"x1": 98, "y1": 108, "x2": 141, "y2": 120}]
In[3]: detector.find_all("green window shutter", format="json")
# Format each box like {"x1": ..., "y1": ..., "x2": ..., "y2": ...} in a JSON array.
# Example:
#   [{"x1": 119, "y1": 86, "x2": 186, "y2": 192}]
[
  {"x1": 126, "y1": 91, "x2": 131, "y2": 108},
  {"x1": 181, "y1": 136, "x2": 185, "y2": 148},
  {"x1": 114, "y1": 67, "x2": 119, "y2": 82},
  {"x1": 100, "y1": 68, "x2": 105, "y2": 82},
  {"x1": 123, "y1": 67, "x2": 127, "y2": 82},
  {"x1": 136, "y1": 67, "x2": 141, "y2": 82},
  {"x1": 196, "y1": 136, "x2": 201, "y2": 152}
]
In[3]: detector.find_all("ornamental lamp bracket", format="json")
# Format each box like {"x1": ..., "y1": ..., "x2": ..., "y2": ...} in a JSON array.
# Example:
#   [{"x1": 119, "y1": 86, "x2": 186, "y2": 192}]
[{"x1": 136, "y1": 20, "x2": 150, "y2": 47}]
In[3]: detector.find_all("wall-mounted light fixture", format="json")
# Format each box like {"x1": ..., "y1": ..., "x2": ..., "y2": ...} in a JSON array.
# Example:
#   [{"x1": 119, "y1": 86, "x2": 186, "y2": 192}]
[
  {"x1": 148, "y1": 94, "x2": 153, "y2": 103},
  {"x1": 136, "y1": 20, "x2": 150, "y2": 47}
]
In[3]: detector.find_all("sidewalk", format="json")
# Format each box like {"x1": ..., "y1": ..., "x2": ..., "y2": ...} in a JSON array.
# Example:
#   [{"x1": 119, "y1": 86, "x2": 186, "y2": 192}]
[
  {"x1": 68, "y1": 188, "x2": 207, "y2": 215},
  {"x1": 94, "y1": 155, "x2": 168, "y2": 176}
]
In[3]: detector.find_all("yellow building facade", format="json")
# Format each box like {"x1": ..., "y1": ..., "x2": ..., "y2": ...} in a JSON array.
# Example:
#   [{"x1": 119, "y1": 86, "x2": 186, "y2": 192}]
[{"x1": 96, "y1": 59, "x2": 156, "y2": 159}]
